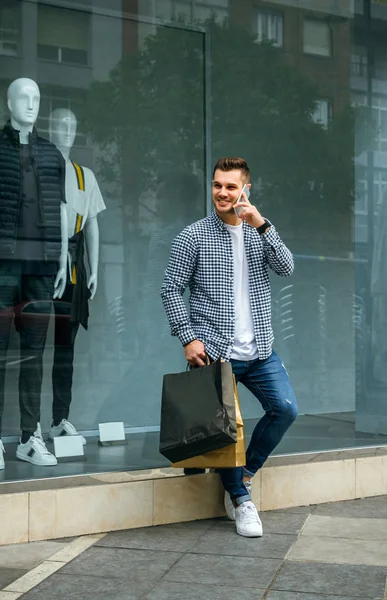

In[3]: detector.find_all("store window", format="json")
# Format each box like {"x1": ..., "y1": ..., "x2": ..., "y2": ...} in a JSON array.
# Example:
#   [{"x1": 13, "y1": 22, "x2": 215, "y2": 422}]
[
  {"x1": 0, "y1": 2, "x2": 20, "y2": 57},
  {"x1": 303, "y1": 18, "x2": 332, "y2": 57},
  {"x1": 2, "y1": 0, "x2": 387, "y2": 483},
  {"x1": 37, "y1": 4, "x2": 90, "y2": 66},
  {"x1": 255, "y1": 9, "x2": 283, "y2": 47}
]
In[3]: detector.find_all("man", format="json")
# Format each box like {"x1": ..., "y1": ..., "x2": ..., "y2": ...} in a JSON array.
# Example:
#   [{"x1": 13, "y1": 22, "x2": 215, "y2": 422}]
[{"x1": 161, "y1": 157, "x2": 298, "y2": 537}]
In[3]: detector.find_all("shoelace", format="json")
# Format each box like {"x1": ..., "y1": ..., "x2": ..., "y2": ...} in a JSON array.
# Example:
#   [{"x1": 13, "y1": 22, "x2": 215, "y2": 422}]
[
  {"x1": 240, "y1": 503, "x2": 259, "y2": 524},
  {"x1": 31, "y1": 436, "x2": 52, "y2": 456},
  {"x1": 61, "y1": 420, "x2": 77, "y2": 435}
]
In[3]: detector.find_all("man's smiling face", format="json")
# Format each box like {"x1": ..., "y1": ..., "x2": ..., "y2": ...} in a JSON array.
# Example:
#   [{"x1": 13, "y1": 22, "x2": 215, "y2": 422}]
[{"x1": 212, "y1": 169, "x2": 246, "y2": 217}]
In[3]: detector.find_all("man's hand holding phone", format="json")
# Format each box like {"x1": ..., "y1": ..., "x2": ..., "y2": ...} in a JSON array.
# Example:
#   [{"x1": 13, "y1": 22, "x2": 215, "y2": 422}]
[
  {"x1": 234, "y1": 184, "x2": 250, "y2": 217},
  {"x1": 234, "y1": 185, "x2": 267, "y2": 229}
]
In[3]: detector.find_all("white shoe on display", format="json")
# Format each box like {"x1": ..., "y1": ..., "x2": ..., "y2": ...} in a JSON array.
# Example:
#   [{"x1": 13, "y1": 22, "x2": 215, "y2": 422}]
[
  {"x1": 235, "y1": 500, "x2": 263, "y2": 538},
  {"x1": 224, "y1": 479, "x2": 252, "y2": 521},
  {"x1": 49, "y1": 419, "x2": 86, "y2": 445},
  {"x1": 34, "y1": 422, "x2": 43, "y2": 441},
  {"x1": 16, "y1": 435, "x2": 58, "y2": 466},
  {"x1": 0, "y1": 440, "x2": 5, "y2": 470}
]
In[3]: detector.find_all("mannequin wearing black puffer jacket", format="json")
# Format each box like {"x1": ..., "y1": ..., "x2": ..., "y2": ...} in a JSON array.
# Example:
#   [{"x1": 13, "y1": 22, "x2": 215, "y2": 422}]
[
  {"x1": 0, "y1": 120, "x2": 67, "y2": 464},
  {"x1": 0, "y1": 120, "x2": 65, "y2": 261}
]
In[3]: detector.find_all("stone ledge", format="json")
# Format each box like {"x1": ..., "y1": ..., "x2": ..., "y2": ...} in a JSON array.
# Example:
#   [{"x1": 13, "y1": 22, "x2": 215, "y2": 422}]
[{"x1": 0, "y1": 447, "x2": 386, "y2": 545}]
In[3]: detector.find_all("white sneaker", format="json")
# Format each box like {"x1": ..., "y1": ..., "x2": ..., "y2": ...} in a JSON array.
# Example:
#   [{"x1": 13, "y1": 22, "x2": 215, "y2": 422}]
[
  {"x1": 235, "y1": 500, "x2": 263, "y2": 538},
  {"x1": 224, "y1": 480, "x2": 252, "y2": 521},
  {"x1": 49, "y1": 419, "x2": 86, "y2": 445},
  {"x1": 0, "y1": 440, "x2": 5, "y2": 470},
  {"x1": 16, "y1": 435, "x2": 58, "y2": 466},
  {"x1": 34, "y1": 423, "x2": 43, "y2": 441}
]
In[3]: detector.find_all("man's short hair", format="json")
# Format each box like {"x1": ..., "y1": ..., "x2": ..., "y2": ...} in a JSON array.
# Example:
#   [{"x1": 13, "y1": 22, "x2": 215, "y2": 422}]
[{"x1": 212, "y1": 157, "x2": 251, "y2": 182}]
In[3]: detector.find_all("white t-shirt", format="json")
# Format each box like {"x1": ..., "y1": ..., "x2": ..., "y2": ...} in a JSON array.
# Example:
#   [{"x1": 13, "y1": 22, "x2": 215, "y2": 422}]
[
  {"x1": 65, "y1": 160, "x2": 106, "y2": 237},
  {"x1": 225, "y1": 223, "x2": 259, "y2": 361},
  {"x1": 65, "y1": 160, "x2": 106, "y2": 281}
]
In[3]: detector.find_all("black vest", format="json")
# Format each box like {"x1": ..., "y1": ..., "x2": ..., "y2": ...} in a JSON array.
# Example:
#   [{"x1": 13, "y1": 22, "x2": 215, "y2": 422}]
[{"x1": 0, "y1": 121, "x2": 65, "y2": 261}]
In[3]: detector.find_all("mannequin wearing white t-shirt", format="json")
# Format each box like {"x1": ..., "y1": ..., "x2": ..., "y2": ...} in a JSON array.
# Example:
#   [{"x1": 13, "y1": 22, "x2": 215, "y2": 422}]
[{"x1": 46, "y1": 108, "x2": 106, "y2": 443}]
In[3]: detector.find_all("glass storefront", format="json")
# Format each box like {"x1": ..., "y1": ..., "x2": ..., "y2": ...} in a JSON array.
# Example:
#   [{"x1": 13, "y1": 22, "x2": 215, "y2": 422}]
[{"x1": 1, "y1": 0, "x2": 387, "y2": 482}]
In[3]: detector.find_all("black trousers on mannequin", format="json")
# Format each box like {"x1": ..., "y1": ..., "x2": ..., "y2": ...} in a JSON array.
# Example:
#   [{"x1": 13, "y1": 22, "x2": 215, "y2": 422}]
[
  {"x1": 52, "y1": 282, "x2": 79, "y2": 424},
  {"x1": 0, "y1": 261, "x2": 54, "y2": 435}
]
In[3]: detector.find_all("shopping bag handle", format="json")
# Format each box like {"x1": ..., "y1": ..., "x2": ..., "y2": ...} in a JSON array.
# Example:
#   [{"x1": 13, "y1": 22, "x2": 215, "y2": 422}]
[{"x1": 186, "y1": 354, "x2": 211, "y2": 371}]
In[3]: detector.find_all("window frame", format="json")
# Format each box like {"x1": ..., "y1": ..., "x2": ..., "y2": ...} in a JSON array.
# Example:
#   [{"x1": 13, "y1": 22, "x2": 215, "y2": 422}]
[
  {"x1": 254, "y1": 7, "x2": 284, "y2": 48},
  {"x1": 0, "y1": 3, "x2": 21, "y2": 58},
  {"x1": 312, "y1": 98, "x2": 332, "y2": 129},
  {"x1": 303, "y1": 17, "x2": 332, "y2": 59},
  {"x1": 37, "y1": 4, "x2": 91, "y2": 67}
]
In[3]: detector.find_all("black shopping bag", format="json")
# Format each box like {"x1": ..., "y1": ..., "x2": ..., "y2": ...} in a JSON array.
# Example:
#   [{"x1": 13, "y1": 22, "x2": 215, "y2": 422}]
[{"x1": 159, "y1": 359, "x2": 237, "y2": 463}]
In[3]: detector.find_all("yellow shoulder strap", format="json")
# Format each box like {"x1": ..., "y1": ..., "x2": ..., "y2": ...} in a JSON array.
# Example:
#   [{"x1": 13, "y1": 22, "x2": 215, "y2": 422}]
[{"x1": 71, "y1": 161, "x2": 85, "y2": 191}]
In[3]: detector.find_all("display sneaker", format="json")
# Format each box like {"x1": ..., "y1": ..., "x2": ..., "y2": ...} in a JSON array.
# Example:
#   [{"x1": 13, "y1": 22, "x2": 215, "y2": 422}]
[
  {"x1": 16, "y1": 435, "x2": 57, "y2": 466},
  {"x1": 235, "y1": 500, "x2": 263, "y2": 538},
  {"x1": 224, "y1": 479, "x2": 252, "y2": 521},
  {"x1": 49, "y1": 419, "x2": 86, "y2": 445},
  {"x1": 0, "y1": 439, "x2": 5, "y2": 470}
]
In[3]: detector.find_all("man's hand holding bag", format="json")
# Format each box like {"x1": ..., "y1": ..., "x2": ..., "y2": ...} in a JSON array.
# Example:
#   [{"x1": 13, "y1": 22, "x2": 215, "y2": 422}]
[{"x1": 159, "y1": 357, "x2": 245, "y2": 467}]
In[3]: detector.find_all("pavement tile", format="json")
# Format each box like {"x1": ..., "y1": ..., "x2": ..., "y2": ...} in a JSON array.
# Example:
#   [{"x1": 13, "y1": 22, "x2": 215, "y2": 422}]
[
  {"x1": 143, "y1": 581, "x2": 265, "y2": 599},
  {"x1": 164, "y1": 553, "x2": 281, "y2": 588},
  {"x1": 60, "y1": 546, "x2": 182, "y2": 584},
  {"x1": 261, "y1": 511, "x2": 310, "y2": 534},
  {"x1": 265, "y1": 505, "x2": 314, "y2": 515},
  {"x1": 0, "y1": 541, "x2": 66, "y2": 571},
  {"x1": 190, "y1": 529, "x2": 297, "y2": 559},
  {"x1": 301, "y1": 515, "x2": 387, "y2": 541},
  {"x1": 271, "y1": 561, "x2": 386, "y2": 598},
  {"x1": 288, "y1": 535, "x2": 387, "y2": 567},
  {"x1": 266, "y1": 593, "x2": 374, "y2": 600},
  {"x1": 19, "y1": 573, "x2": 146, "y2": 600},
  {"x1": 96, "y1": 525, "x2": 205, "y2": 552},
  {"x1": 4, "y1": 561, "x2": 64, "y2": 594},
  {"x1": 313, "y1": 495, "x2": 387, "y2": 518},
  {"x1": 0, "y1": 568, "x2": 27, "y2": 589},
  {"x1": 156, "y1": 520, "x2": 216, "y2": 531}
]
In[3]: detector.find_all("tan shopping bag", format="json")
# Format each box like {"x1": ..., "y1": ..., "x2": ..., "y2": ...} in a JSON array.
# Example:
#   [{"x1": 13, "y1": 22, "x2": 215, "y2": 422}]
[{"x1": 171, "y1": 375, "x2": 246, "y2": 468}]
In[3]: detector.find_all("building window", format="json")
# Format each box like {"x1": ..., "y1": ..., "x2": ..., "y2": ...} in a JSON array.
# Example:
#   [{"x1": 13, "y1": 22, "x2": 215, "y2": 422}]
[
  {"x1": 195, "y1": 5, "x2": 228, "y2": 25},
  {"x1": 155, "y1": 1, "x2": 228, "y2": 25},
  {"x1": 355, "y1": 94, "x2": 387, "y2": 152},
  {"x1": 312, "y1": 99, "x2": 332, "y2": 128},
  {"x1": 0, "y1": 82, "x2": 8, "y2": 123},
  {"x1": 37, "y1": 89, "x2": 87, "y2": 148},
  {"x1": 37, "y1": 5, "x2": 90, "y2": 66},
  {"x1": 355, "y1": 167, "x2": 387, "y2": 215},
  {"x1": 352, "y1": 46, "x2": 367, "y2": 77},
  {"x1": 255, "y1": 10, "x2": 283, "y2": 47},
  {"x1": 372, "y1": 97, "x2": 387, "y2": 152},
  {"x1": 303, "y1": 19, "x2": 331, "y2": 57},
  {"x1": 0, "y1": 3, "x2": 20, "y2": 57}
]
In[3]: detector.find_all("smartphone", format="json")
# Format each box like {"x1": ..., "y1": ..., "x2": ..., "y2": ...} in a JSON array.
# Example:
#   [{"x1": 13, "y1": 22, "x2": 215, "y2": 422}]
[{"x1": 234, "y1": 184, "x2": 250, "y2": 217}]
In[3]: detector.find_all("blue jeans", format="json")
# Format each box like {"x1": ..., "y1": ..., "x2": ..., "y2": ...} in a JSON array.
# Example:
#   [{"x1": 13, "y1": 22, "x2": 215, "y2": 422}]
[{"x1": 218, "y1": 350, "x2": 298, "y2": 505}]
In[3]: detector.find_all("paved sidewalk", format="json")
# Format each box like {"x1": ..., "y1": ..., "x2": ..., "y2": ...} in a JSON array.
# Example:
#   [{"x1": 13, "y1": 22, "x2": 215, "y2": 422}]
[{"x1": 0, "y1": 495, "x2": 387, "y2": 599}]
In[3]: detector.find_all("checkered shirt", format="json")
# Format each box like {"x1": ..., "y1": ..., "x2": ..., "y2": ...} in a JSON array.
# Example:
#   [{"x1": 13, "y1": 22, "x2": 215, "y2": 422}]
[{"x1": 161, "y1": 211, "x2": 294, "y2": 360}]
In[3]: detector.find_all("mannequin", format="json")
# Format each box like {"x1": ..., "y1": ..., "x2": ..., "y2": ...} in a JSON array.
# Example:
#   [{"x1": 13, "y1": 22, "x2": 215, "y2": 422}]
[
  {"x1": 0, "y1": 78, "x2": 68, "y2": 469},
  {"x1": 44, "y1": 108, "x2": 106, "y2": 444}
]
